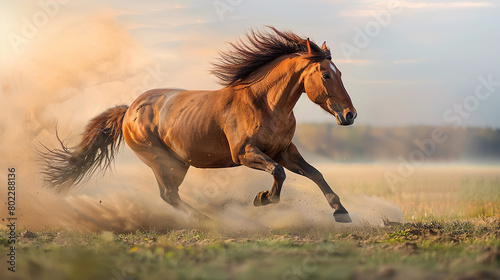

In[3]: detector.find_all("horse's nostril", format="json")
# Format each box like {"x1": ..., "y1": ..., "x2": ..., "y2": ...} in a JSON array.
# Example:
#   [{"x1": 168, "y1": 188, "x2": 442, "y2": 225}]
[{"x1": 346, "y1": 112, "x2": 354, "y2": 121}]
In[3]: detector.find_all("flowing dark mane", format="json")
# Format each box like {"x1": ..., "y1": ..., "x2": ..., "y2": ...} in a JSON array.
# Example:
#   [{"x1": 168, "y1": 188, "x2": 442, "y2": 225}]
[{"x1": 211, "y1": 26, "x2": 331, "y2": 87}]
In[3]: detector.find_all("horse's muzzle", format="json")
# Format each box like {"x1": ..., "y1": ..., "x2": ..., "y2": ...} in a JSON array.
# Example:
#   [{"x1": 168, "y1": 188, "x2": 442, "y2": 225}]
[{"x1": 336, "y1": 110, "x2": 356, "y2": 126}]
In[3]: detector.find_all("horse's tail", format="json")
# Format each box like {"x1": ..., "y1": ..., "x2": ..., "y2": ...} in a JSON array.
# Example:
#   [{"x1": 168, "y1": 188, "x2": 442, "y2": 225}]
[{"x1": 39, "y1": 105, "x2": 129, "y2": 192}]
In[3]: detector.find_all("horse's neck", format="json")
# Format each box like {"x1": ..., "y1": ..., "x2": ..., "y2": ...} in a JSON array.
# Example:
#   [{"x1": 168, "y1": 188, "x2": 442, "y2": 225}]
[{"x1": 249, "y1": 57, "x2": 307, "y2": 116}]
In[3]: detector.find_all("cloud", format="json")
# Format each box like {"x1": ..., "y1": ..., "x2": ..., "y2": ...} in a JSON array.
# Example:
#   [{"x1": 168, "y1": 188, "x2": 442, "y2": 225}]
[
  {"x1": 402, "y1": 1, "x2": 493, "y2": 10},
  {"x1": 362, "y1": 80, "x2": 413, "y2": 84},
  {"x1": 335, "y1": 59, "x2": 377, "y2": 65},
  {"x1": 337, "y1": 1, "x2": 494, "y2": 17},
  {"x1": 336, "y1": 9, "x2": 382, "y2": 18},
  {"x1": 392, "y1": 59, "x2": 423, "y2": 64}
]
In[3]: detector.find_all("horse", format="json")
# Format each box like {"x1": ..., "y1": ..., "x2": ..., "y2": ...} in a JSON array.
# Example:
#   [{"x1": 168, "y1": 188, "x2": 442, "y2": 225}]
[{"x1": 39, "y1": 27, "x2": 357, "y2": 223}]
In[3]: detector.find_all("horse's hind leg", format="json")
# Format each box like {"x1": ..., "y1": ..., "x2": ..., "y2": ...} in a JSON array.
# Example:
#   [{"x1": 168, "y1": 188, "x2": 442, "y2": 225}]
[
  {"x1": 150, "y1": 154, "x2": 188, "y2": 208},
  {"x1": 151, "y1": 153, "x2": 210, "y2": 220},
  {"x1": 128, "y1": 141, "x2": 207, "y2": 220}
]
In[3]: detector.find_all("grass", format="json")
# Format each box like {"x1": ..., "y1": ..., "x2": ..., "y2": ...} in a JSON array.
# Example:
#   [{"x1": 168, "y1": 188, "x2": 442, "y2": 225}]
[
  {"x1": 1, "y1": 164, "x2": 499, "y2": 280},
  {"x1": 0, "y1": 218, "x2": 499, "y2": 280}
]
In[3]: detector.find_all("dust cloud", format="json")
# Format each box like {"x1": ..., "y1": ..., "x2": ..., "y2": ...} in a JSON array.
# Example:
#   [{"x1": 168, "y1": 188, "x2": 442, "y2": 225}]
[
  {"x1": 0, "y1": 13, "x2": 159, "y2": 231},
  {"x1": 179, "y1": 166, "x2": 405, "y2": 233},
  {"x1": 0, "y1": 14, "x2": 404, "y2": 233}
]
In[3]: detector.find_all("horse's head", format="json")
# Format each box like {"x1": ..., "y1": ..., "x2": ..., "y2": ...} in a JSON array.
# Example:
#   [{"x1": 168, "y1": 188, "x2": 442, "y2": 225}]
[{"x1": 301, "y1": 41, "x2": 356, "y2": 126}]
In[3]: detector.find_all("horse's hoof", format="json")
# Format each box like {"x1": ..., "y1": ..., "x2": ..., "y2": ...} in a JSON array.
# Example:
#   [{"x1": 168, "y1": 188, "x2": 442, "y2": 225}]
[
  {"x1": 253, "y1": 191, "x2": 271, "y2": 207},
  {"x1": 333, "y1": 211, "x2": 352, "y2": 223}
]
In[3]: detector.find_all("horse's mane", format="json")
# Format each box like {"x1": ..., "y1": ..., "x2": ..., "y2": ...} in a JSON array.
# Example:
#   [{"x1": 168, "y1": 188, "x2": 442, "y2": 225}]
[{"x1": 211, "y1": 26, "x2": 331, "y2": 87}]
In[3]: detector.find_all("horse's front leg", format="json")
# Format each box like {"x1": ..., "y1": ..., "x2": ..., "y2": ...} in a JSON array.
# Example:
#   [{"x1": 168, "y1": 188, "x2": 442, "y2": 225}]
[
  {"x1": 236, "y1": 144, "x2": 286, "y2": 206},
  {"x1": 276, "y1": 143, "x2": 352, "y2": 223}
]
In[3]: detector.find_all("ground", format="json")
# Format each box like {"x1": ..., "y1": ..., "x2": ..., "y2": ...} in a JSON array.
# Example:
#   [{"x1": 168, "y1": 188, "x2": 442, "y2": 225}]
[
  {"x1": 1, "y1": 218, "x2": 499, "y2": 280},
  {"x1": 1, "y1": 164, "x2": 499, "y2": 280}
]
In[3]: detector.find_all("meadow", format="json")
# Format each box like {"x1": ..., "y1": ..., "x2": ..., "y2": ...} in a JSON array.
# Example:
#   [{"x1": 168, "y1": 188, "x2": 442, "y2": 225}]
[{"x1": 1, "y1": 164, "x2": 499, "y2": 280}]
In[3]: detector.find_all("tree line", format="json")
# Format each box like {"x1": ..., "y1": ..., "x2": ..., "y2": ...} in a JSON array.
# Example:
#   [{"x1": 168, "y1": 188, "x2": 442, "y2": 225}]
[{"x1": 293, "y1": 124, "x2": 500, "y2": 162}]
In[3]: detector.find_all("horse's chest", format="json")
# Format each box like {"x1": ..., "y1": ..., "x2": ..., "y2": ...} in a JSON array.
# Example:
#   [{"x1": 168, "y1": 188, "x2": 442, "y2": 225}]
[{"x1": 255, "y1": 119, "x2": 295, "y2": 155}]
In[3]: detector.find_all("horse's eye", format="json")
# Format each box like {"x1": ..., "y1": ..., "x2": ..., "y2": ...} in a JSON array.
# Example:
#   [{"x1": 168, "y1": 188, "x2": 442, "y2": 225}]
[{"x1": 322, "y1": 73, "x2": 330, "y2": 80}]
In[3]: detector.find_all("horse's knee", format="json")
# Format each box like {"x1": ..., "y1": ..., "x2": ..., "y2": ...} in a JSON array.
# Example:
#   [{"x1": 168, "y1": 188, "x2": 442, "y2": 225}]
[{"x1": 273, "y1": 165, "x2": 286, "y2": 182}]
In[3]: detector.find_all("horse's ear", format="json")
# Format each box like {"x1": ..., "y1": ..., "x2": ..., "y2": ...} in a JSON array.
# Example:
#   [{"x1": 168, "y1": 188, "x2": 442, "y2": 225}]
[
  {"x1": 306, "y1": 38, "x2": 312, "y2": 54},
  {"x1": 322, "y1": 41, "x2": 332, "y2": 60},
  {"x1": 321, "y1": 41, "x2": 330, "y2": 51}
]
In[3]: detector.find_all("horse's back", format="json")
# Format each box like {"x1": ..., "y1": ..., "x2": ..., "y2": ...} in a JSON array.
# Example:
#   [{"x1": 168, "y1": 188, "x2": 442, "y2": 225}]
[{"x1": 129, "y1": 88, "x2": 185, "y2": 111}]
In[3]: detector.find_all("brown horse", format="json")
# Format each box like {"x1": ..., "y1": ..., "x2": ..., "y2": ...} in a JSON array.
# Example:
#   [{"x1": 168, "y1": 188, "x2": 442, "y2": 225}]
[{"x1": 40, "y1": 27, "x2": 357, "y2": 222}]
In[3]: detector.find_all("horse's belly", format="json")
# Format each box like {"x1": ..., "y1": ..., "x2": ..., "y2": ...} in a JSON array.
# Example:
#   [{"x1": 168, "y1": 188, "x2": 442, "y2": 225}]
[
  {"x1": 162, "y1": 118, "x2": 236, "y2": 168},
  {"x1": 169, "y1": 134, "x2": 237, "y2": 168},
  {"x1": 189, "y1": 153, "x2": 238, "y2": 168}
]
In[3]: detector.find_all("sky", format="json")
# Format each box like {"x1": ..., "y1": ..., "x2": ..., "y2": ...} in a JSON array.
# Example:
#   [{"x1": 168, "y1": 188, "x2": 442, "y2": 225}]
[{"x1": 1, "y1": 0, "x2": 500, "y2": 128}]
